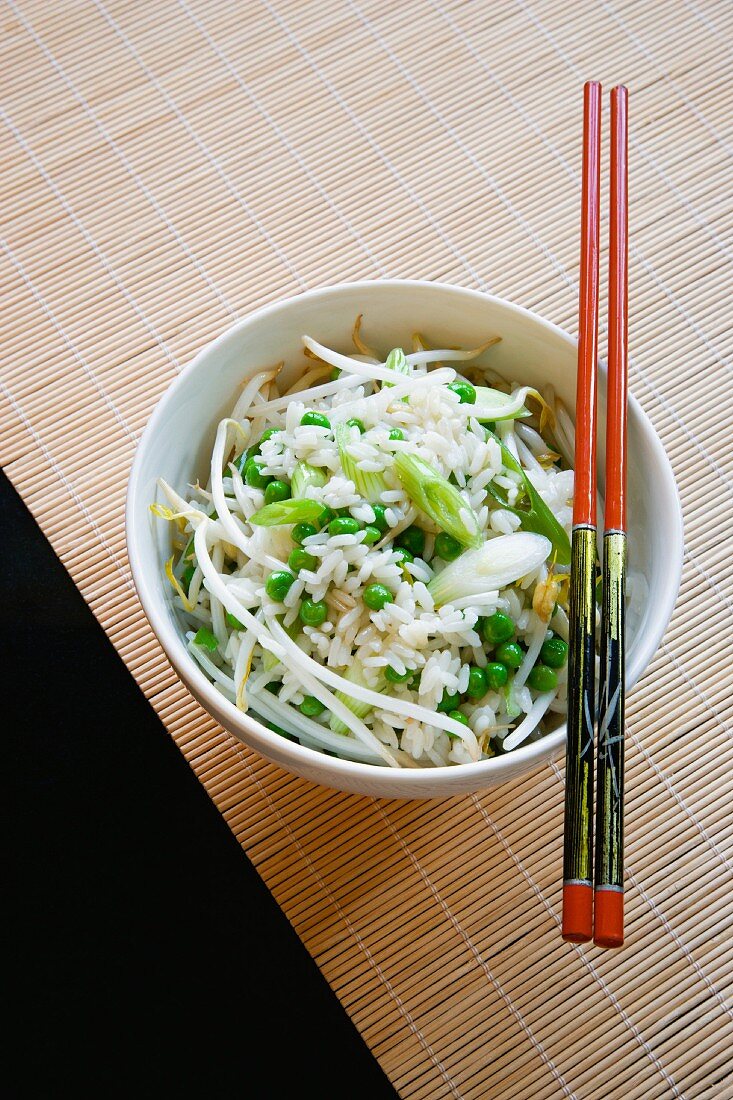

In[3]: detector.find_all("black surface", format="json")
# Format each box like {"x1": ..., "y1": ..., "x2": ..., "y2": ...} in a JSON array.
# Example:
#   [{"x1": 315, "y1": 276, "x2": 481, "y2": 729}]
[{"x1": 4, "y1": 470, "x2": 397, "y2": 1097}]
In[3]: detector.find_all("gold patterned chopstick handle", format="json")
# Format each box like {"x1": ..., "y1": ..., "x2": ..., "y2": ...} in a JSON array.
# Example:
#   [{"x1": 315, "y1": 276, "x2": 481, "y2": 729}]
[
  {"x1": 562, "y1": 525, "x2": 597, "y2": 942},
  {"x1": 594, "y1": 531, "x2": 626, "y2": 947}
]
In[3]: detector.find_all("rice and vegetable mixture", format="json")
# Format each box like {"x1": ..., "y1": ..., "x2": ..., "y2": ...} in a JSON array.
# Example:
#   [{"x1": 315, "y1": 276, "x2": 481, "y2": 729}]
[{"x1": 154, "y1": 319, "x2": 580, "y2": 769}]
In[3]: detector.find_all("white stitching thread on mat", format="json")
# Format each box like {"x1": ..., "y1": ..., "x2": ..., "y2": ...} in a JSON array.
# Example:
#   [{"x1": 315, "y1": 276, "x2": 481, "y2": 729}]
[
  {"x1": 512, "y1": 0, "x2": 733, "y2": 494},
  {"x1": 93, "y1": 0, "x2": 307, "y2": 292},
  {"x1": 5, "y1": 0, "x2": 240, "y2": 323},
  {"x1": 178, "y1": 0, "x2": 389, "y2": 277},
  {"x1": 430, "y1": 0, "x2": 733, "y2": 266},
  {"x1": 0, "y1": 236, "x2": 139, "y2": 443},
  {"x1": 549, "y1": 758, "x2": 733, "y2": 1006},
  {"x1": 202, "y1": 734, "x2": 461, "y2": 1096},
  {"x1": 0, "y1": 381, "x2": 134, "y2": 589},
  {"x1": 376, "y1": 802, "x2": 575, "y2": 1099},
  {"x1": 356, "y1": 0, "x2": 733, "y2": 497},
  {"x1": 260, "y1": 0, "x2": 487, "y2": 288},
  {"x1": 602, "y1": 0, "x2": 733, "y2": 154},
  {"x1": 470, "y1": 794, "x2": 682, "y2": 1097},
  {"x1": 3, "y1": 2, "x2": 732, "y2": 1097},
  {"x1": 1, "y1": 110, "x2": 182, "y2": 373}
]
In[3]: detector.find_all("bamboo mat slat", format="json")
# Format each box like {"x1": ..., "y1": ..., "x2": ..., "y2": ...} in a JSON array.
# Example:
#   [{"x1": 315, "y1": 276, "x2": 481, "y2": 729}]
[{"x1": 2, "y1": 1, "x2": 733, "y2": 1096}]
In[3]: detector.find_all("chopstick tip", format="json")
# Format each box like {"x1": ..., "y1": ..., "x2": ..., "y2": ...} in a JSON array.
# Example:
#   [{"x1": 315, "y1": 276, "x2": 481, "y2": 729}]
[
  {"x1": 593, "y1": 889, "x2": 625, "y2": 948},
  {"x1": 562, "y1": 883, "x2": 593, "y2": 943}
]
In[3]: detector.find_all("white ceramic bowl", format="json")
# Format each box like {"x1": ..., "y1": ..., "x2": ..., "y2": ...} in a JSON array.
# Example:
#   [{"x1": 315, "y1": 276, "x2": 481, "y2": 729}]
[{"x1": 126, "y1": 281, "x2": 682, "y2": 798}]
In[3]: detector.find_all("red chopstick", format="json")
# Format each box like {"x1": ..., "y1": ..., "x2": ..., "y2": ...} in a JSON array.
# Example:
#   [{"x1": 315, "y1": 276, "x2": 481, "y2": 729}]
[
  {"x1": 594, "y1": 85, "x2": 628, "y2": 949},
  {"x1": 562, "y1": 80, "x2": 601, "y2": 944}
]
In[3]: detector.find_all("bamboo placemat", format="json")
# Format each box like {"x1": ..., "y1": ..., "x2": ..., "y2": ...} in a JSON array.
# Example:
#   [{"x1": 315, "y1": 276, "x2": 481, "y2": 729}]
[{"x1": 3, "y1": 1, "x2": 732, "y2": 1095}]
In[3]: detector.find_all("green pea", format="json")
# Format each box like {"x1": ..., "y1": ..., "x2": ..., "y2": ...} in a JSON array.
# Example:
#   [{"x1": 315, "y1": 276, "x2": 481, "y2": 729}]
[
  {"x1": 264, "y1": 479, "x2": 291, "y2": 505},
  {"x1": 393, "y1": 547, "x2": 414, "y2": 565},
  {"x1": 288, "y1": 548, "x2": 317, "y2": 572},
  {"x1": 496, "y1": 641, "x2": 523, "y2": 669},
  {"x1": 292, "y1": 522, "x2": 318, "y2": 545},
  {"x1": 540, "y1": 636, "x2": 568, "y2": 669},
  {"x1": 446, "y1": 710, "x2": 469, "y2": 738},
  {"x1": 434, "y1": 532, "x2": 462, "y2": 561},
  {"x1": 528, "y1": 664, "x2": 558, "y2": 692},
  {"x1": 265, "y1": 570, "x2": 296, "y2": 602},
  {"x1": 482, "y1": 611, "x2": 515, "y2": 645},
  {"x1": 300, "y1": 410, "x2": 331, "y2": 429},
  {"x1": 389, "y1": 428, "x2": 405, "y2": 441},
  {"x1": 397, "y1": 525, "x2": 425, "y2": 557},
  {"x1": 225, "y1": 611, "x2": 245, "y2": 630},
  {"x1": 385, "y1": 666, "x2": 412, "y2": 684},
  {"x1": 371, "y1": 504, "x2": 388, "y2": 533},
  {"x1": 329, "y1": 517, "x2": 360, "y2": 537},
  {"x1": 299, "y1": 598, "x2": 328, "y2": 626},
  {"x1": 363, "y1": 583, "x2": 393, "y2": 610},
  {"x1": 300, "y1": 695, "x2": 325, "y2": 717},
  {"x1": 466, "y1": 666, "x2": 489, "y2": 700},
  {"x1": 448, "y1": 380, "x2": 476, "y2": 404},
  {"x1": 244, "y1": 456, "x2": 271, "y2": 489},
  {"x1": 437, "y1": 690, "x2": 460, "y2": 713},
  {"x1": 485, "y1": 662, "x2": 509, "y2": 690},
  {"x1": 362, "y1": 525, "x2": 381, "y2": 545},
  {"x1": 345, "y1": 418, "x2": 366, "y2": 433}
]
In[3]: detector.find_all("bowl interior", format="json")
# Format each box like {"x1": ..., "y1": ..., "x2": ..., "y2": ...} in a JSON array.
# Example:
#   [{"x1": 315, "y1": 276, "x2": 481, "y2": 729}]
[{"x1": 128, "y1": 281, "x2": 682, "y2": 797}]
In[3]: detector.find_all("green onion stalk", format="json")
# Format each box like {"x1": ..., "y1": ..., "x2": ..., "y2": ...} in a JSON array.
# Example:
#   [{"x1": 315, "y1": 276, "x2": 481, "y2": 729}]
[
  {"x1": 249, "y1": 498, "x2": 326, "y2": 527},
  {"x1": 336, "y1": 423, "x2": 389, "y2": 503},
  {"x1": 291, "y1": 461, "x2": 327, "y2": 499},
  {"x1": 485, "y1": 431, "x2": 571, "y2": 564},
  {"x1": 393, "y1": 453, "x2": 482, "y2": 550}
]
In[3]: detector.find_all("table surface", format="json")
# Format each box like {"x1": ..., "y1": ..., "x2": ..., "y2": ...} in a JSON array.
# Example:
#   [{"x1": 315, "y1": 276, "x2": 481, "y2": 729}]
[
  {"x1": 3, "y1": 2, "x2": 732, "y2": 1095},
  {"x1": 4, "y1": 469, "x2": 397, "y2": 1097}
]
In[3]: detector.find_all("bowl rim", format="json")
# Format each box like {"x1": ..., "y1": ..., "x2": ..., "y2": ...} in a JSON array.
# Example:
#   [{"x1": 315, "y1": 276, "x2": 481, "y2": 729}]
[{"x1": 126, "y1": 279, "x2": 683, "y2": 787}]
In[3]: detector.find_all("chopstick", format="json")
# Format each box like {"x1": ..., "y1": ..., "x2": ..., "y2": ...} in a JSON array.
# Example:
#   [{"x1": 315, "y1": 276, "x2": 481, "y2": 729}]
[
  {"x1": 594, "y1": 85, "x2": 628, "y2": 949},
  {"x1": 562, "y1": 80, "x2": 601, "y2": 945}
]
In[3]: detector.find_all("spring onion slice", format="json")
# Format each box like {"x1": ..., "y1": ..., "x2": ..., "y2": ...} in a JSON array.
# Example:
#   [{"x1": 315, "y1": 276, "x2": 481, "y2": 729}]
[
  {"x1": 335, "y1": 423, "x2": 389, "y2": 502},
  {"x1": 193, "y1": 626, "x2": 218, "y2": 651},
  {"x1": 427, "y1": 532, "x2": 551, "y2": 606},
  {"x1": 262, "y1": 615, "x2": 301, "y2": 672},
  {"x1": 291, "y1": 462, "x2": 327, "y2": 499},
  {"x1": 393, "y1": 453, "x2": 482, "y2": 549},
  {"x1": 382, "y1": 348, "x2": 410, "y2": 387},
  {"x1": 502, "y1": 681, "x2": 522, "y2": 720},
  {"x1": 485, "y1": 431, "x2": 571, "y2": 565},
  {"x1": 329, "y1": 660, "x2": 377, "y2": 734},
  {"x1": 249, "y1": 498, "x2": 326, "y2": 526}
]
